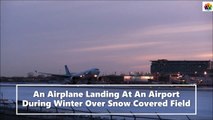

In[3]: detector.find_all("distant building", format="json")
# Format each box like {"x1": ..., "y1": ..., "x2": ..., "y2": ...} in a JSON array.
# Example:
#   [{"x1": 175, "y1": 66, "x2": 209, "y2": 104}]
[
  {"x1": 151, "y1": 59, "x2": 211, "y2": 75},
  {"x1": 210, "y1": 61, "x2": 213, "y2": 69}
]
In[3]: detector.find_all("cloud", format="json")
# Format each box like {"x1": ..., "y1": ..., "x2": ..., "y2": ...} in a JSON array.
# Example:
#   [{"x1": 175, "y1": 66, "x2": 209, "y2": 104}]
[
  {"x1": 130, "y1": 64, "x2": 150, "y2": 69},
  {"x1": 142, "y1": 23, "x2": 212, "y2": 36},
  {"x1": 71, "y1": 42, "x2": 161, "y2": 52},
  {"x1": 196, "y1": 53, "x2": 213, "y2": 59}
]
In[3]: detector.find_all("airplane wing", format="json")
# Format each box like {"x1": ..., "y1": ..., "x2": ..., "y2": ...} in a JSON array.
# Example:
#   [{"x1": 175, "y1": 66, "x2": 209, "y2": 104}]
[
  {"x1": 35, "y1": 65, "x2": 73, "y2": 78},
  {"x1": 36, "y1": 71, "x2": 71, "y2": 78}
]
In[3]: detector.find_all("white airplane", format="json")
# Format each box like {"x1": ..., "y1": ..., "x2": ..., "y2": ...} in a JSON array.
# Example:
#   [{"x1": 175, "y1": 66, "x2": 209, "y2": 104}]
[{"x1": 36, "y1": 65, "x2": 100, "y2": 83}]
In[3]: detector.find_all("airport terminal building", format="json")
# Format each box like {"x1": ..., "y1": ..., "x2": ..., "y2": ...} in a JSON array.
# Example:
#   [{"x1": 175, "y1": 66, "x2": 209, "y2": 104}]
[{"x1": 151, "y1": 59, "x2": 211, "y2": 75}]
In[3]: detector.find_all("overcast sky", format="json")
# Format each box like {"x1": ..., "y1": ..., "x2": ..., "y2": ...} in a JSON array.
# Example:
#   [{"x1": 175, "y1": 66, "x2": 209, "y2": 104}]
[{"x1": 1, "y1": 1, "x2": 212, "y2": 76}]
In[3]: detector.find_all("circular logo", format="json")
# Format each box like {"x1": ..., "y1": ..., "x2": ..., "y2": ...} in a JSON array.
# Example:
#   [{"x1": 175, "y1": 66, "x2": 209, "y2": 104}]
[{"x1": 204, "y1": 3, "x2": 213, "y2": 10}]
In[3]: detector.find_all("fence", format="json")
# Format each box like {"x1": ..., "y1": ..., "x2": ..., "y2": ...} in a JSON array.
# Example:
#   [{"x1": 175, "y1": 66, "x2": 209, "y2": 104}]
[{"x1": 0, "y1": 99, "x2": 192, "y2": 120}]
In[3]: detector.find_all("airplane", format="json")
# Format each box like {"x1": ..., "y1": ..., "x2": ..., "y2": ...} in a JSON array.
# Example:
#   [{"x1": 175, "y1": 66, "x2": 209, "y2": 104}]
[{"x1": 35, "y1": 65, "x2": 100, "y2": 83}]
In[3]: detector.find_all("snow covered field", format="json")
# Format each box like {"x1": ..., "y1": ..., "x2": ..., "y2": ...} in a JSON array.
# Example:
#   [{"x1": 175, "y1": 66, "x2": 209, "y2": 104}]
[{"x1": 0, "y1": 83, "x2": 212, "y2": 120}]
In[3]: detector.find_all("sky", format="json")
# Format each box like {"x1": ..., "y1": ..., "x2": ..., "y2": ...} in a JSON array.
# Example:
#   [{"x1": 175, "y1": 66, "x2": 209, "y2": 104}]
[{"x1": 1, "y1": 1, "x2": 212, "y2": 77}]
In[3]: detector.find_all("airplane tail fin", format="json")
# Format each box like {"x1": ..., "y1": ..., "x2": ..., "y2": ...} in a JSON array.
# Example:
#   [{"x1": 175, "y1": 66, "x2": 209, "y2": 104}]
[{"x1": 65, "y1": 65, "x2": 71, "y2": 76}]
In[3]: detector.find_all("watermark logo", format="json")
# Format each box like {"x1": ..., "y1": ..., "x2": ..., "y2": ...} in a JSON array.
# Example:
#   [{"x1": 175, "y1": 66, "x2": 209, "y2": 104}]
[{"x1": 202, "y1": 2, "x2": 213, "y2": 12}]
